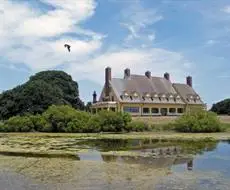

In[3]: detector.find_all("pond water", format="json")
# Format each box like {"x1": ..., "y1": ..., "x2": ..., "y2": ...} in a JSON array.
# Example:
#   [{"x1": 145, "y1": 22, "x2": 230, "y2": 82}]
[{"x1": 0, "y1": 138, "x2": 230, "y2": 190}]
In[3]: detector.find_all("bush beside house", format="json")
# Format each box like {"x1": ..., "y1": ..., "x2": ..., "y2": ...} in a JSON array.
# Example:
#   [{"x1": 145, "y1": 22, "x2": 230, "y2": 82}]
[{"x1": 0, "y1": 105, "x2": 225, "y2": 133}]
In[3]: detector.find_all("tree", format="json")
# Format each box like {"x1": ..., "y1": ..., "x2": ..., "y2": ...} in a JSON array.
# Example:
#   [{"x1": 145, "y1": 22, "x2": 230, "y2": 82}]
[
  {"x1": 0, "y1": 70, "x2": 84, "y2": 120},
  {"x1": 85, "y1": 102, "x2": 92, "y2": 112},
  {"x1": 210, "y1": 99, "x2": 230, "y2": 115}
]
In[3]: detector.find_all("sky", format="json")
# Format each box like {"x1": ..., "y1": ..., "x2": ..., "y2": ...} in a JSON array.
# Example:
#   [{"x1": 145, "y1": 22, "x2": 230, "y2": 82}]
[{"x1": 1, "y1": 0, "x2": 230, "y2": 108}]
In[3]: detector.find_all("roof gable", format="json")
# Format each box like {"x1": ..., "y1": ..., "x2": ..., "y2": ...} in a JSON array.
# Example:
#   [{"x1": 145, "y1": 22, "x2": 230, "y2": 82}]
[{"x1": 173, "y1": 83, "x2": 204, "y2": 104}]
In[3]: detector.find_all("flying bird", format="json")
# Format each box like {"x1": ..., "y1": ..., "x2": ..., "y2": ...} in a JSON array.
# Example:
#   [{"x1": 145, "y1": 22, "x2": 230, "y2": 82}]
[{"x1": 64, "y1": 44, "x2": 71, "y2": 52}]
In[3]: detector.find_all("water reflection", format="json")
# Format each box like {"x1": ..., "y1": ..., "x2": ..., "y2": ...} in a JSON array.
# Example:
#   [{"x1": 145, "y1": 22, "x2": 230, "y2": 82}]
[
  {"x1": 187, "y1": 160, "x2": 193, "y2": 171},
  {"x1": 75, "y1": 138, "x2": 218, "y2": 154},
  {"x1": 1, "y1": 138, "x2": 230, "y2": 190},
  {"x1": 100, "y1": 154, "x2": 194, "y2": 171}
]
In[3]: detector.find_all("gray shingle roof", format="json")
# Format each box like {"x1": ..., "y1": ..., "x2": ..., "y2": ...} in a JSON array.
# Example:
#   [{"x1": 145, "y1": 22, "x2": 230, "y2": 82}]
[
  {"x1": 109, "y1": 74, "x2": 201, "y2": 104},
  {"x1": 173, "y1": 83, "x2": 204, "y2": 105}
]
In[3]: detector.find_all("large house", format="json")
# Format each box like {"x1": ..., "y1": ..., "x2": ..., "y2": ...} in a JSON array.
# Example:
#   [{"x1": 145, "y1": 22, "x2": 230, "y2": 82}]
[{"x1": 91, "y1": 67, "x2": 206, "y2": 116}]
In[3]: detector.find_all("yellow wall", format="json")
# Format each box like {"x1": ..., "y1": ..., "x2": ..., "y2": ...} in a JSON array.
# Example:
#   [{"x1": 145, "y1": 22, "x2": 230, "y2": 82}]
[
  {"x1": 92, "y1": 101, "x2": 205, "y2": 116},
  {"x1": 119, "y1": 103, "x2": 185, "y2": 115}
]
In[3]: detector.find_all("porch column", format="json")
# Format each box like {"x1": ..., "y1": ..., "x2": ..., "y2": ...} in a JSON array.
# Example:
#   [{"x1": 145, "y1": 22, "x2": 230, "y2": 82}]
[{"x1": 166, "y1": 108, "x2": 169, "y2": 115}]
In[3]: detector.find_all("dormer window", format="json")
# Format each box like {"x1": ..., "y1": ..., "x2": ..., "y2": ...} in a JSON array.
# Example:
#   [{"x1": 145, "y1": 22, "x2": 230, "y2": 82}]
[
  {"x1": 169, "y1": 95, "x2": 173, "y2": 98},
  {"x1": 145, "y1": 93, "x2": 150, "y2": 98},
  {"x1": 196, "y1": 96, "x2": 200, "y2": 100},
  {"x1": 190, "y1": 95, "x2": 193, "y2": 99},
  {"x1": 124, "y1": 92, "x2": 128, "y2": 96},
  {"x1": 133, "y1": 92, "x2": 138, "y2": 97},
  {"x1": 154, "y1": 94, "x2": 158, "y2": 98},
  {"x1": 162, "y1": 94, "x2": 166, "y2": 98},
  {"x1": 176, "y1": 95, "x2": 180, "y2": 99}
]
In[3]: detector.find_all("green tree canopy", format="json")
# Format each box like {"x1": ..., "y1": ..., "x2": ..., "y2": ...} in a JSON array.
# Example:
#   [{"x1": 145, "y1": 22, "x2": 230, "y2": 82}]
[
  {"x1": 210, "y1": 99, "x2": 230, "y2": 115},
  {"x1": 0, "y1": 70, "x2": 84, "y2": 119}
]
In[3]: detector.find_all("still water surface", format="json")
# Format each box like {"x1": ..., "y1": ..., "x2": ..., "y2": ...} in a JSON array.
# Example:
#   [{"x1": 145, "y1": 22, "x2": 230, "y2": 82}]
[{"x1": 0, "y1": 138, "x2": 230, "y2": 190}]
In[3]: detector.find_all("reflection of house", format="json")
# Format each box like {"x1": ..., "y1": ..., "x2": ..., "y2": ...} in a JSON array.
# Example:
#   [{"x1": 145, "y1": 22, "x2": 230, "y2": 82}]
[
  {"x1": 101, "y1": 154, "x2": 193, "y2": 170},
  {"x1": 91, "y1": 67, "x2": 206, "y2": 116}
]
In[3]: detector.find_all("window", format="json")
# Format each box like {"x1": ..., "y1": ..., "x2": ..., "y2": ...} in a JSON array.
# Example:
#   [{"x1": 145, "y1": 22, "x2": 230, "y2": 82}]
[
  {"x1": 160, "y1": 108, "x2": 167, "y2": 116},
  {"x1": 111, "y1": 96, "x2": 114, "y2": 101},
  {"x1": 145, "y1": 93, "x2": 150, "y2": 98},
  {"x1": 110, "y1": 108, "x2": 116, "y2": 112},
  {"x1": 169, "y1": 108, "x2": 176, "y2": 113},
  {"x1": 133, "y1": 92, "x2": 138, "y2": 97},
  {"x1": 123, "y1": 107, "x2": 140, "y2": 113},
  {"x1": 177, "y1": 108, "x2": 184, "y2": 113},
  {"x1": 143, "y1": 108, "x2": 150, "y2": 114},
  {"x1": 130, "y1": 96, "x2": 133, "y2": 100},
  {"x1": 151, "y1": 108, "x2": 159, "y2": 113}
]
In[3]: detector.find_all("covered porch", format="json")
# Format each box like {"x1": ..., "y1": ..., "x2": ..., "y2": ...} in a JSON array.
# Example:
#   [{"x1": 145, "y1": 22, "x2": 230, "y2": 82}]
[{"x1": 91, "y1": 101, "x2": 118, "y2": 113}]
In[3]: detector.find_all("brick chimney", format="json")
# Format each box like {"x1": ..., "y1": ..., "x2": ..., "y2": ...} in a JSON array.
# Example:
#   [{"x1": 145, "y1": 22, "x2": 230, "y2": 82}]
[
  {"x1": 124, "y1": 68, "x2": 130, "y2": 79},
  {"x1": 186, "y1": 76, "x2": 192, "y2": 87},
  {"x1": 164, "y1": 72, "x2": 170, "y2": 81},
  {"x1": 145, "y1": 71, "x2": 151, "y2": 78},
  {"x1": 105, "y1": 67, "x2": 111, "y2": 99},
  {"x1": 93, "y1": 91, "x2": 97, "y2": 103}
]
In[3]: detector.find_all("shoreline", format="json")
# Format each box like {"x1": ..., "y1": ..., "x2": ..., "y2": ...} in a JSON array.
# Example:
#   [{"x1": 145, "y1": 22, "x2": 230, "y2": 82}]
[{"x1": 1, "y1": 132, "x2": 230, "y2": 140}]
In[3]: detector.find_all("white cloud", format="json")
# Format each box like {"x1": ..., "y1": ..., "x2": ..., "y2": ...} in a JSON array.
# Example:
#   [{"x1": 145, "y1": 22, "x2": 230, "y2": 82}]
[
  {"x1": 148, "y1": 34, "x2": 156, "y2": 41},
  {"x1": 0, "y1": 0, "x2": 103, "y2": 71},
  {"x1": 204, "y1": 39, "x2": 219, "y2": 47},
  {"x1": 120, "y1": 1, "x2": 162, "y2": 42},
  {"x1": 67, "y1": 48, "x2": 190, "y2": 85},
  {"x1": 0, "y1": 0, "x2": 191, "y2": 94},
  {"x1": 222, "y1": 5, "x2": 230, "y2": 13}
]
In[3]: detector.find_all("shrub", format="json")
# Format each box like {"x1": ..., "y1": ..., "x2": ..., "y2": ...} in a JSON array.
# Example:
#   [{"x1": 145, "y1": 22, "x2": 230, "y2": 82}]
[
  {"x1": 96, "y1": 111, "x2": 127, "y2": 132},
  {"x1": 175, "y1": 109, "x2": 222, "y2": 133},
  {"x1": 1, "y1": 106, "x2": 133, "y2": 133},
  {"x1": 126, "y1": 121, "x2": 150, "y2": 132},
  {"x1": 29, "y1": 114, "x2": 50, "y2": 132},
  {"x1": 42, "y1": 105, "x2": 88, "y2": 132},
  {"x1": 42, "y1": 105, "x2": 91, "y2": 132},
  {"x1": 5, "y1": 115, "x2": 34, "y2": 132},
  {"x1": 121, "y1": 112, "x2": 132, "y2": 126},
  {"x1": 0, "y1": 122, "x2": 7, "y2": 132},
  {"x1": 85, "y1": 115, "x2": 101, "y2": 133}
]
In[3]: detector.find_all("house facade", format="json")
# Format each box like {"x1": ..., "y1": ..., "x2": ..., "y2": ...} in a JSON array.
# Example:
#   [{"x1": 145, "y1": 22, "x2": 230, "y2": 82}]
[{"x1": 91, "y1": 67, "x2": 206, "y2": 116}]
